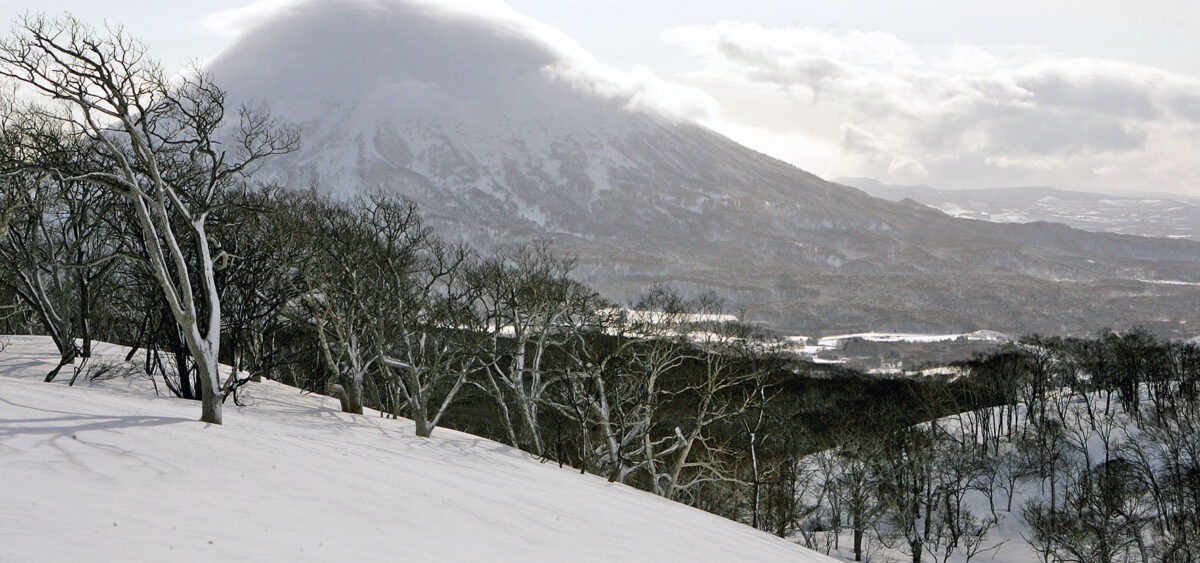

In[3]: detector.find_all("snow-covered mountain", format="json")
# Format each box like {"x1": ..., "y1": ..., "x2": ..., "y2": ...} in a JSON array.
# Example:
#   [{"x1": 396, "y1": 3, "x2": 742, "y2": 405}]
[
  {"x1": 211, "y1": 0, "x2": 1200, "y2": 337},
  {"x1": 839, "y1": 177, "x2": 1200, "y2": 241},
  {"x1": 0, "y1": 336, "x2": 832, "y2": 562}
]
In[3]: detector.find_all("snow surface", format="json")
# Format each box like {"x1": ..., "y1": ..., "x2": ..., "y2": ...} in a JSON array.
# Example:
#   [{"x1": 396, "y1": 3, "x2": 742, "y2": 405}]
[
  {"x1": 0, "y1": 336, "x2": 832, "y2": 562},
  {"x1": 816, "y1": 331, "x2": 1010, "y2": 348},
  {"x1": 1137, "y1": 278, "x2": 1200, "y2": 287}
]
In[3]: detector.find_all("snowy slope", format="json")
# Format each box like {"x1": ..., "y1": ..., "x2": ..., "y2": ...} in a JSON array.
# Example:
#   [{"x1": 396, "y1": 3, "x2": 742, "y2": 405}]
[{"x1": 0, "y1": 336, "x2": 831, "y2": 562}]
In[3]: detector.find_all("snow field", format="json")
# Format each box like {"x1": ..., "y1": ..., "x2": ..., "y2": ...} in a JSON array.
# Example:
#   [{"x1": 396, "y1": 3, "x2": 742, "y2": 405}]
[{"x1": 0, "y1": 336, "x2": 832, "y2": 562}]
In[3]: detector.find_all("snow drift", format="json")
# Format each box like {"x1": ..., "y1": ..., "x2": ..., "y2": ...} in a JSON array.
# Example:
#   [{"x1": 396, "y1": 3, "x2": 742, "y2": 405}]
[{"x1": 0, "y1": 336, "x2": 832, "y2": 562}]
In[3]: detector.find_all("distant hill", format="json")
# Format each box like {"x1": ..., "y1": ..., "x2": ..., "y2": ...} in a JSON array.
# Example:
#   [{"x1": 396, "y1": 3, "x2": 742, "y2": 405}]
[
  {"x1": 210, "y1": 0, "x2": 1200, "y2": 337},
  {"x1": 837, "y1": 177, "x2": 1200, "y2": 241}
]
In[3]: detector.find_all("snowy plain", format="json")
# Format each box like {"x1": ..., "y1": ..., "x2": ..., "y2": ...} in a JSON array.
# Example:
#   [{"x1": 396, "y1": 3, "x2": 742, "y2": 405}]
[{"x1": 0, "y1": 336, "x2": 833, "y2": 562}]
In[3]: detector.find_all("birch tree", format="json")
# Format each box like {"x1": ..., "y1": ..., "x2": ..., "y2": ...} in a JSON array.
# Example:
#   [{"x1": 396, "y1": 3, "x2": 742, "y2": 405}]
[
  {"x1": 0, "y1": 170, "x2": 122, "y2": 381},
  {"x1": 469, "y1": 242, "x2": 601, "y2": 455},
  {"x1": 543, "y1": 305, "x2": 669, "y2": 482},
  {"x1": 293, "y1": 196, "x2": 378, "y2": 415},
  {"x1": 653, "y1": 314, "x2": 773, "y2": 502},
  {"x1": 0, "y1": 100, "x2": 126, "y2": 381},
  {"x1": 363, "y1": 194, "x2": 483, "y2": 437},
  {"x1": 0, "y1": 15, "x2": 297, "y2": 423},
  {"x1": 550, "y1": 286, "x2": 777, "y2": 502}
]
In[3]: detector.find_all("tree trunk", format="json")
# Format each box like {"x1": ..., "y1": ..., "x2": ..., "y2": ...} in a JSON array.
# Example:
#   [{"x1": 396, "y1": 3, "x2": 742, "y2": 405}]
[
  {"x1": 344, "y1": 375, "x2": 364, "y2": 415},
  {"x1": 665, "y1": 430, "x2": 699, "y2": 500},
  {"x1": 854, "y1": 526, "x2": 864, "y2": 561},
  {"x1": 200, "y1": 381, "x2": 222, "y2": 424},
  {"x1": 410, "y1": 395, "x2": 433, "y2": 437},
  {"x1": 176, "y1": 345, "x2": 193, "y2": 399},
  {"x1": 44, "y1": 352, "x2": 75, "y2": 383},
  {"x1": 520, "y1": 403, "x2": 543, "y2": 455},
  {"x1": 78, "y1": 270, "x2": 92, "y2": 358},
  {"x1": 750, "y1": 431, "x2": 760, "y2": 529},
  {"x1": 35, "y1": 300, "x2": 76, "y2": 383},
  {"x1": 195, "y1": 355, "x2": 223, "y2": 425},
  {"x1": 415, "y1": 418, "x2": 433, "y2": 438},
  {"x1": 164, "y1": 307, "x2": 198, "y2": 400}
]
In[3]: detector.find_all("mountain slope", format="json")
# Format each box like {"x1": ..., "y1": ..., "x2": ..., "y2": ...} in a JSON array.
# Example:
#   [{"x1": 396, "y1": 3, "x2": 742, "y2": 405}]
[
  {"x1": 0, "y1": 336, "x2": 830, "y2": 562},
  {"x1": 211, "y1": 0, "x2": 1200, "y2": 336}
]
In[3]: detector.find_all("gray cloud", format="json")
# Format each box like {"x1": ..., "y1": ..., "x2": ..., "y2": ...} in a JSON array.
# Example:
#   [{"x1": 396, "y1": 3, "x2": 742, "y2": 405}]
[
  {"x1": 840, "y1": 124, "x2": 885, "y2": 154},
  {"x1": 664, "y1": 22, "x2": 1200, "y2": 194},
  {"x1": 1169, "y1": 92, "x2": 1200, "y2": 122},
  {"x1": 1019, "y1": 71, "x2": 1160, "y2": 120},
  {"x1": 207, "y1": 0, "x2": 720, "y2": 123},
  {"x1": 714, "y1": 41, "x2": 840, "y2": 99}
]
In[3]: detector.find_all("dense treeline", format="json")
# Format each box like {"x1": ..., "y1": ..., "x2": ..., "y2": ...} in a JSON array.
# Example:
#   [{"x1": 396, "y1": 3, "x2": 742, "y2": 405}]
[{"x1": 2, "y1": 14, "x2": 1198, "y2": 561}]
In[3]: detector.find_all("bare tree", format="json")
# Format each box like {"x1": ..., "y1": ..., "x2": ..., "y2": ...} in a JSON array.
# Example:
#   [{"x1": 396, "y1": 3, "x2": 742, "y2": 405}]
[
  {"x1": 214, "y1": 188, "x2": 309, "y2": 387},
  {"x1": 760, "y1": 450, "x2": 824, "y2": 540},
  {"x1": 0, "y1": 171, "x2": 122, "y2": 381},
  {"x1": 543, "y1": 292, "x2": 689, "y2": 483},
  {"x1": 1124, "y1": 392, "x2": 1200, "y2": 562},
  {"x1": 874, "y1": 424, "x2": 936, "y2": 563},
  {"x1": 469, "y1": 241, "x2": 600, "y2": 455},
  {"x1": 363, "y1": 193, "x2": 482, "y2": 437},
  {"x1": 1022, "y1": 459, "x2": 1149, "y2": 563},
  {"x1": 292, "y1": 196, "x2": 378, "y2": 415},
  {"x1": 0, "y1": 14, "x2": 297, "y2": 423},
  {"x1": 832, "y1": 434, "x2": 883, "y2": 562},
  {"x1": 547, "y1": 286, "x2": 778, "y2": 504},
  {"x1": 0, "y1": 103, "x2": 127, "y2": 381},
  {"x1": 656, "y1": 316, "x2": 772, "y2": 502}
]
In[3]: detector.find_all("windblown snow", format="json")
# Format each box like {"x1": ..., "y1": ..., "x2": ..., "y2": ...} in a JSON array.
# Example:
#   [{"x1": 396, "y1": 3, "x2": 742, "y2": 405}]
[{"x1": 0, "y1": 336, "x2": 832, "y2": 562}]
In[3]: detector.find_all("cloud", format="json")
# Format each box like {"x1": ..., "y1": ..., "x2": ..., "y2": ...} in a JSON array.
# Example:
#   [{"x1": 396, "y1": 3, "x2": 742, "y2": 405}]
[
  {"x1": 203, "y1": 0, "x2": 719, "y2": 122},
  {"x1": 664, "y1": 21, "x2": 1200, "y2": 194},
  {"x1": 888, "y1": 157, "x2": 928, "y2": 182},
  {"x1": 200, "y1": 0, "x2": 302, "y2": 37}
]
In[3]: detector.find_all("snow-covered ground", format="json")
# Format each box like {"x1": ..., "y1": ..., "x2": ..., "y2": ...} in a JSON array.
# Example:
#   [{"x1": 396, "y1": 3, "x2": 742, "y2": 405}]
[
  {"x1": 0, "y1": 336, "x2": 832, "y2": 562},
  {"x1": 811, "y1": 393, "x2": 1166, "y2": 563},
  {"x1": 1137, "y1": 278, "x2": 1200, "y2": 287},
  {"x1": 815, "y1": 331, "x2": 1010, "y2": 348},
  {"x1": 778, "y1": 331, "x2": 1010, "y2": 366},
  {"x1": 598, "y1": 308, "x2": 740, "y2": 326}
]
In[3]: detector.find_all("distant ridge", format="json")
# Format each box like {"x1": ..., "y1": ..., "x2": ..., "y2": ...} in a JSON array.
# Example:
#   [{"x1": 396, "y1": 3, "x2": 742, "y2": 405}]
[{"x1": 837, "y1": 177, "x2": 1200, "y2": 241}]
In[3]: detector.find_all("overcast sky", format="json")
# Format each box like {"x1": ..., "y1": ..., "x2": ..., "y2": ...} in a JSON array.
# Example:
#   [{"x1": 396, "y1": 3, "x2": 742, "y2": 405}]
[{"x1": 2, "y1": 0, "x2": 1198, "y2": 195}]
